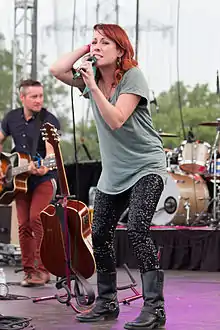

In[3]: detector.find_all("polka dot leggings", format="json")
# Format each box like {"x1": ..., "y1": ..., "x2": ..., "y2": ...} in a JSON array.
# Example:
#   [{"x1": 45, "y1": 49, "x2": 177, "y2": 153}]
[{"x1": 92, "y1": 174, "x2": 164, "y2": 274}]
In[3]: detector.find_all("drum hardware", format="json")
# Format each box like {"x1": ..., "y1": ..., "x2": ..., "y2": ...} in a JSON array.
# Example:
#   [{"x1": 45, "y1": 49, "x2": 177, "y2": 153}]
[
  {"x1": 215, "y1": 185, "x2": 220, "y2": 223},
  {"x1": 176, "y1": 179, "x2": 185, "y2": 183},
  {"x1": 209, "y1": 182, "x2": 220, "y2": 228},
  {"x1": 205, "y1": 118, "x2": 220, "y2": 227},
  {"x1": 169, "y1": 165, "x2": 179, "y2": 173},
  {"x1": 164, "y1": 197, "x2": 177, "y2": 214},
  {"x1": 166, "y1": 151, "x2": 173, "y2": 169},
  {"x1": 183, "y1": 201, "x2": 190, "y2": 225}
]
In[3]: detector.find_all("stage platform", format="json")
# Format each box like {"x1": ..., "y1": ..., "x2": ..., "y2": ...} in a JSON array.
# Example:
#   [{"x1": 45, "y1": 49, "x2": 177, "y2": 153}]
[
  {"x1": 115, "y1": 225, "x2": 220, "y2": 272},
  {"x1": 0, "y1": 266, "x2": 220, "y2": 329}
]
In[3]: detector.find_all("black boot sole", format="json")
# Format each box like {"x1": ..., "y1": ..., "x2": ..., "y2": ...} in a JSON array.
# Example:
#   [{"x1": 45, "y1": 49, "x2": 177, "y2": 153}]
[
  {"x1": 124, "y1": 320, "x2": 166, "y2": 329},
  {"x1": 124, "y1": 326, "x2": 165, "y2": 329},
  {"x1": 76, "y1": 313, "x2": 119, "y2": 323}
]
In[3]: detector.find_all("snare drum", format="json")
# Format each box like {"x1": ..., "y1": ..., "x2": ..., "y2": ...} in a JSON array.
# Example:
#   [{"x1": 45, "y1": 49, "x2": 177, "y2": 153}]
[
  {"x1": 178, "y1": 140, "x2": 211, "y2": 174},
  {"x1": 152, "y1": 171, "x2": 210, "y2": 226}
]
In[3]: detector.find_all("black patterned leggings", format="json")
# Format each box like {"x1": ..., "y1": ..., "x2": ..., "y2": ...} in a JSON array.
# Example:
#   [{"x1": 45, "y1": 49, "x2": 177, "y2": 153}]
[{"x1": 92, "y1": 174, "x2": 164, "y2": 274}]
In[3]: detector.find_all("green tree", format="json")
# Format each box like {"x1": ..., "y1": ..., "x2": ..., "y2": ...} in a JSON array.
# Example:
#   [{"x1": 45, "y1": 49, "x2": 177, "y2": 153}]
[{"x1": 152, "y1": 82, "x2": 220, "y2": 149}]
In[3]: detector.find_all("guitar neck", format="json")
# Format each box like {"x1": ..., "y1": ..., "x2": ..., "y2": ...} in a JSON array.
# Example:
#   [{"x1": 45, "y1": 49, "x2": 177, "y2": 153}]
[
  {"x1": 54, "y1": 145, "x2": 70, "y2": 195},
  {"x1": 11, "y1": 158, "x2": 53, "y2": 177}
]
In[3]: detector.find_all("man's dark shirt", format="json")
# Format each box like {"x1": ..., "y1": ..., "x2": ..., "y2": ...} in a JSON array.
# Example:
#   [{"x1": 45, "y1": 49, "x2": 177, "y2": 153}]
[{"x1": 0, "y1": 107, "x2": 60, "y2": 191}]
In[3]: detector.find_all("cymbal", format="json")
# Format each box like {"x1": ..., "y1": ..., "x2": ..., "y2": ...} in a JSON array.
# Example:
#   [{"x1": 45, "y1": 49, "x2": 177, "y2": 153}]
[
  {"x1": 159, "y1": 132, "x2": 179, "y2": 137},
  {"x1": 198, "y1": 121, "x2": 220, "y2": 127}
]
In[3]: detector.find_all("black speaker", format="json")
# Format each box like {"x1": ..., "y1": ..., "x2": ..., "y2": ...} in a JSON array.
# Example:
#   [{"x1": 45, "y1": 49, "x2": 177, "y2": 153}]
[{"x1": 0, "y1": 205, "x2": 12, "y2": 244}]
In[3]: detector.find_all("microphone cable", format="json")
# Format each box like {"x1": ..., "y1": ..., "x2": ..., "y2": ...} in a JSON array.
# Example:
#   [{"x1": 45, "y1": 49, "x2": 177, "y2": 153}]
[
  {"x1": 0, "y1": 315, "x2": 34, "y2": 330},
  {"x1": 70, "y1": 86, "x2": 80, "y2": 204},
  {"x1": 70, "y1": 0, "x2": 80, "y2": 204}
]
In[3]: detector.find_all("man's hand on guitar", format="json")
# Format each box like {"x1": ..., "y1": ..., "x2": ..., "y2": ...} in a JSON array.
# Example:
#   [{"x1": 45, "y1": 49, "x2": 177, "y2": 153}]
[
  {"x1": 35, "y1": 166, "x2": 49, "y2": 176},
  {"x1": 28, "y1": 161, "x2": 48, "y2": 176}
]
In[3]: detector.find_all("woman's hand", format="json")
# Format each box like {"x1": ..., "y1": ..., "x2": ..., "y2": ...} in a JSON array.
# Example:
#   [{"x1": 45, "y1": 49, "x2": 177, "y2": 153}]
[{"x1": 78, "y1": 60, "x2": 97, "y2": 91}]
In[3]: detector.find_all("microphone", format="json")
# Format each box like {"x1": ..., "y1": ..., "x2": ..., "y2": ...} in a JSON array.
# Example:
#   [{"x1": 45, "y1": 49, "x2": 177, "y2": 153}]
[{"x1": 73, "y1": 56, "x2": 97, "y2": 79}]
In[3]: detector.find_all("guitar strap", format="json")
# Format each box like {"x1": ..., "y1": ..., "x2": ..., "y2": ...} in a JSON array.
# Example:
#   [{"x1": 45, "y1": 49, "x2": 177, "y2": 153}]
[{"x1": 27, "y1": 109, "x2": 46, "y2": 158}]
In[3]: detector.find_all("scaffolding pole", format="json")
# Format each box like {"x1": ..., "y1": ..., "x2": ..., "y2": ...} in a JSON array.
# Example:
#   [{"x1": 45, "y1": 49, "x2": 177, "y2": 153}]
[{"x1": 12, "y1": 0, "x2": 37, "y2": 109}]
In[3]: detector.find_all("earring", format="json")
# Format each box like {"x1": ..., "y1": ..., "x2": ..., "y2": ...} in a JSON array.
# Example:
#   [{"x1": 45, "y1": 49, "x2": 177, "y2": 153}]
[{"x1": 117, "y1": 57, "x2": 121, "y2": 67}]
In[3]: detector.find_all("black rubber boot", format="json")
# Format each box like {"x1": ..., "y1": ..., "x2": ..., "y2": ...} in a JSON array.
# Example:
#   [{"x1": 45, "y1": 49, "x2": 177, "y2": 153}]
[
  {"x1": 76, "y1": 272, "x2": 119, "y2": 322},
  {"x1": 124, "y1": 270, "x2": 166, "y2": 329}
]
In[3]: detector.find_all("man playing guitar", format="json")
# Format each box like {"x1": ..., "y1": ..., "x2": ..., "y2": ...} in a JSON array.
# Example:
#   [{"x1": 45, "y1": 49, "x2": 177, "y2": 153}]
[{"x1": 0, "y1": 79, "x2": 60, "y2": 287}]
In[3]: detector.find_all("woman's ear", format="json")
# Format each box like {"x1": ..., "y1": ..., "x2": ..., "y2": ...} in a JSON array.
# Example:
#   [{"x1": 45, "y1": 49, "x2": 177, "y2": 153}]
[{"x1": 116, "y1": 47, "x2": 125, "y2": 59}]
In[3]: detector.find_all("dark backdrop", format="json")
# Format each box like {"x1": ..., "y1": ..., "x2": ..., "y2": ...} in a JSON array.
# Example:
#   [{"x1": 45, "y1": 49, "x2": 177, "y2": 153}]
[{"x1": 64, "y1": 161, "x2": 102, "y2": 205}]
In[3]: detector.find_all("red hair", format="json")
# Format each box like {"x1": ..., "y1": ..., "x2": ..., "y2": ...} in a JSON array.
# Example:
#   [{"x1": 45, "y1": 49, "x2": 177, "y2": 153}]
[{"x1": 93, "y1": 23, "x2": 138, "y2": 85}]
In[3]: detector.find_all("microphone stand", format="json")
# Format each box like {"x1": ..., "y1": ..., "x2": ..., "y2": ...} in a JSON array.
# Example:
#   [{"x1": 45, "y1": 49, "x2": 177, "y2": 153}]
[{"x1": 32, "y1": 194, "x2": 95, "y2": 313}]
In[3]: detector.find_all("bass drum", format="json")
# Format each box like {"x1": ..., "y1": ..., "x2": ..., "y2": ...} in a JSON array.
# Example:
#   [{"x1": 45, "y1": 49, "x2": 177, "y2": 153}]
[{"x1": 152, "y1": 171, "x2": 210, "y2": 226}]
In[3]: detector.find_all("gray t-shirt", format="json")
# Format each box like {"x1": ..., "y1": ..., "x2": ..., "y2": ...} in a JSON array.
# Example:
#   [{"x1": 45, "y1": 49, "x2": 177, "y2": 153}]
[{"x1": 88, "y1": 67, "x2": 167, "y2": 194}]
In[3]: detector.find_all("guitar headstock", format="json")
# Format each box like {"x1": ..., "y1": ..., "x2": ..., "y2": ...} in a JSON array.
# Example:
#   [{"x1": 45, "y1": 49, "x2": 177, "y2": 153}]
[{"x1": 41, "y1": 122, "x2": 60, "y2": 148}]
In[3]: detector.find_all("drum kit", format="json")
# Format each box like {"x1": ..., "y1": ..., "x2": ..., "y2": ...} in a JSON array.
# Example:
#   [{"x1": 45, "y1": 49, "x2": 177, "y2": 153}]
[{"x1": 152, "y1": 118, "x2": 220, "y2": 227}]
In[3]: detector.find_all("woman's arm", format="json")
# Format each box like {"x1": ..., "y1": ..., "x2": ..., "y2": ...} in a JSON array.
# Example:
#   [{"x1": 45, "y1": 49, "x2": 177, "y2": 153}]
[
  {"x1": 79, "y1": 61, "x2": 141, "y2": 130},
  {"x1": 90, "y1": 86, "x2": 141, "y2": 130},
  {"x1": 50, "y1": 45, "x2": 90, "y2": 88}
]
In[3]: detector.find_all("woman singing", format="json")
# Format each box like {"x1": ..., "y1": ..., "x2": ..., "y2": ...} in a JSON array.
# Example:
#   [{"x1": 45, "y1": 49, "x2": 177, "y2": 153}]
[{"x1": 50, "y1": 23, "x2": 167, "y2": 330}]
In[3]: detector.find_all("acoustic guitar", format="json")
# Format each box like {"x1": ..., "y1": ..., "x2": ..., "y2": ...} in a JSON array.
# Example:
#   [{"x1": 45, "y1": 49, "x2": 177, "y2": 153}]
[
  {"x1": 40, "y1": 122, "x2": 96, "y2": 279},
  {"x1": 0, "y1": 152, "x2": 56, "y2": 205}
]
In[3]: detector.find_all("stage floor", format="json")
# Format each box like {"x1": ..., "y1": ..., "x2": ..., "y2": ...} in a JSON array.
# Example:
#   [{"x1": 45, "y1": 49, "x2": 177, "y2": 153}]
[{"x1": 0, "y1": 266, "x2": 219, "y2": 329}]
